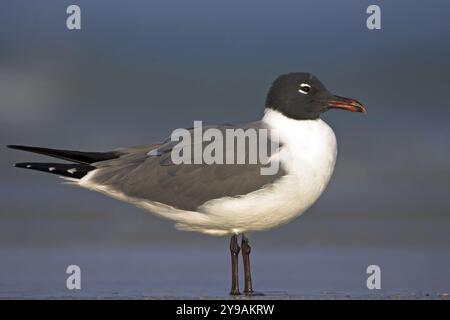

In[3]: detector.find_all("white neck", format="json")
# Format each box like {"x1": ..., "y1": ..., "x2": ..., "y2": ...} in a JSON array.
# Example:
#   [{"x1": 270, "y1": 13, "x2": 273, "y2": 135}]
[
  {"x1": 261, "y1": 108, "x2": 337, "y2": 174},
  {"x1": 262, "y1": 108, "x2": 320, "y2": 131}
]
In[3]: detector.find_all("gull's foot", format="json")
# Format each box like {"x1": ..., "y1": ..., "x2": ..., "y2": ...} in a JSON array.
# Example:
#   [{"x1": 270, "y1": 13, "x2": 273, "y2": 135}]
[
  {"x1": 244, "y1": 291, "x2": 265, "y2": 297},
  {"x1": 230, "y1": 289, "x2": 241, "y2": 296}
]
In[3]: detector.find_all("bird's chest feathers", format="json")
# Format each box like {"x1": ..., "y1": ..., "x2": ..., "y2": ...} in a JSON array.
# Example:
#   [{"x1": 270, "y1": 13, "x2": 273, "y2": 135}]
[
  {"x1": 279, "y1": 121, "x2": 337, "y2": 179},
  {"x1": 264, "y1": 109, "x2": 337, "y2": 203}
]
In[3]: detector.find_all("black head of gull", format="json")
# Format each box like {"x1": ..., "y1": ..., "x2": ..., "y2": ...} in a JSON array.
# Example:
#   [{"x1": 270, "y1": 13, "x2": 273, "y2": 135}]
[{"x1": 266, "y1": 72, "x2": 366, "y2": 120}]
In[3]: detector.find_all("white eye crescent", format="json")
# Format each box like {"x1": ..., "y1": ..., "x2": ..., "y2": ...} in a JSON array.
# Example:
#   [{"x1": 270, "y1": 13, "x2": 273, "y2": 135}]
[{"x1": 298, "y1": 83, "x2": 311, "y2": 94}]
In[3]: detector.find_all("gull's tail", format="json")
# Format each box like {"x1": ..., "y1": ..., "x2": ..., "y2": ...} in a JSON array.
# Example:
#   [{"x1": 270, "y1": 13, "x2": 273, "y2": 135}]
[{"x1": 7, "y1": 145, "x2": 121, "y2": 179}]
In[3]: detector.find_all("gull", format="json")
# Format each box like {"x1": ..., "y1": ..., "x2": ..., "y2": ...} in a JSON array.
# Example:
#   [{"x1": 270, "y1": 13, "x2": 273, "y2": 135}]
[{"x1": 8, "y1": 72, "x2": 366, "y2": 295}]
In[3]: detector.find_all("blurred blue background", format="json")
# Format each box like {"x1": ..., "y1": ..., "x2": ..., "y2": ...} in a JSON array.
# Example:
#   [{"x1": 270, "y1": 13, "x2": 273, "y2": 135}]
[{"x1": 1, "y1": 0, "x2": 450, "y2": 298}]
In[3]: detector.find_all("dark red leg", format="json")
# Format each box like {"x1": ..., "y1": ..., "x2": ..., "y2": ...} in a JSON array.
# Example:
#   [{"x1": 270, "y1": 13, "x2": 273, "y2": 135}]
[
  {"x1": 230, "y1": 234, "x2": 241, "y2": 295},
  {"x1": 241, "y1": 234, "x2": 254, "y2": 295}
]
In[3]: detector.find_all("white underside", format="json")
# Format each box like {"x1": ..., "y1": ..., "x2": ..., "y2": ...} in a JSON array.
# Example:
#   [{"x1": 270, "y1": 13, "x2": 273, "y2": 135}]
[{"x1": 78, "y1": 109, "x2": 337, "y2": 236}]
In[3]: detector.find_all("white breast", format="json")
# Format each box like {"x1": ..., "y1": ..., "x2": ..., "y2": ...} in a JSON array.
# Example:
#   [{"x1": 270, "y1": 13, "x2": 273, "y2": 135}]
[{"x1": 195, "y1": 109, "x2": 338, "y2": 234}]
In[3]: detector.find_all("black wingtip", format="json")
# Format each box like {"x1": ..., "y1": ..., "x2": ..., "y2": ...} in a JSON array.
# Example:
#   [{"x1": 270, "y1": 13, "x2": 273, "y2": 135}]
[
  {"x1": 13, "y1": 162, "x2": 94, "y2": 179},
  {"x1": 7, "y1": 145, "x2": 34, "y2": 152},
  {"x1": 7, "y1": 144, "x2": 121, "y2": 164},
  {"x1": 15, "y1": 162, "x2": 39, "y2": 170},
  {"x1": 15, "y1": 162, "x2": 29, "y2": 168}
]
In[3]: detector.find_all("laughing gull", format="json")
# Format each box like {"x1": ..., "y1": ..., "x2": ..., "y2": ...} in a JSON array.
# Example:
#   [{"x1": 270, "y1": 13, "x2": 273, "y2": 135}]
[{"x1": 8, "y1": 72, "x2": 366, "y2": 295}]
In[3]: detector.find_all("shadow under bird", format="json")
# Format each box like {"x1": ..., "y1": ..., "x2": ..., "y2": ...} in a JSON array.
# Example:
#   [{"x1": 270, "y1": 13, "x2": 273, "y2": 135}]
[{"x1": 8, "y1": 72, "x2": 366, "y2": 295}]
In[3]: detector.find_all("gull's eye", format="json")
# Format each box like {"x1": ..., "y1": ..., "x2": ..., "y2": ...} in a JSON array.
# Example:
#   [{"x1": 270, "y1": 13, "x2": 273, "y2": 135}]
[{"x1": 298, "y1": 83, "x2": 311, "y2": 94}]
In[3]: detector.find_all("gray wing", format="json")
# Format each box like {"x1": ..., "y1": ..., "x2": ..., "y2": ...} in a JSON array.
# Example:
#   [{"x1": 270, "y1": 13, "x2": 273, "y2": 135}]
[{"x1": 88, "y1": 121, "x2": 285, "y2": 211}]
